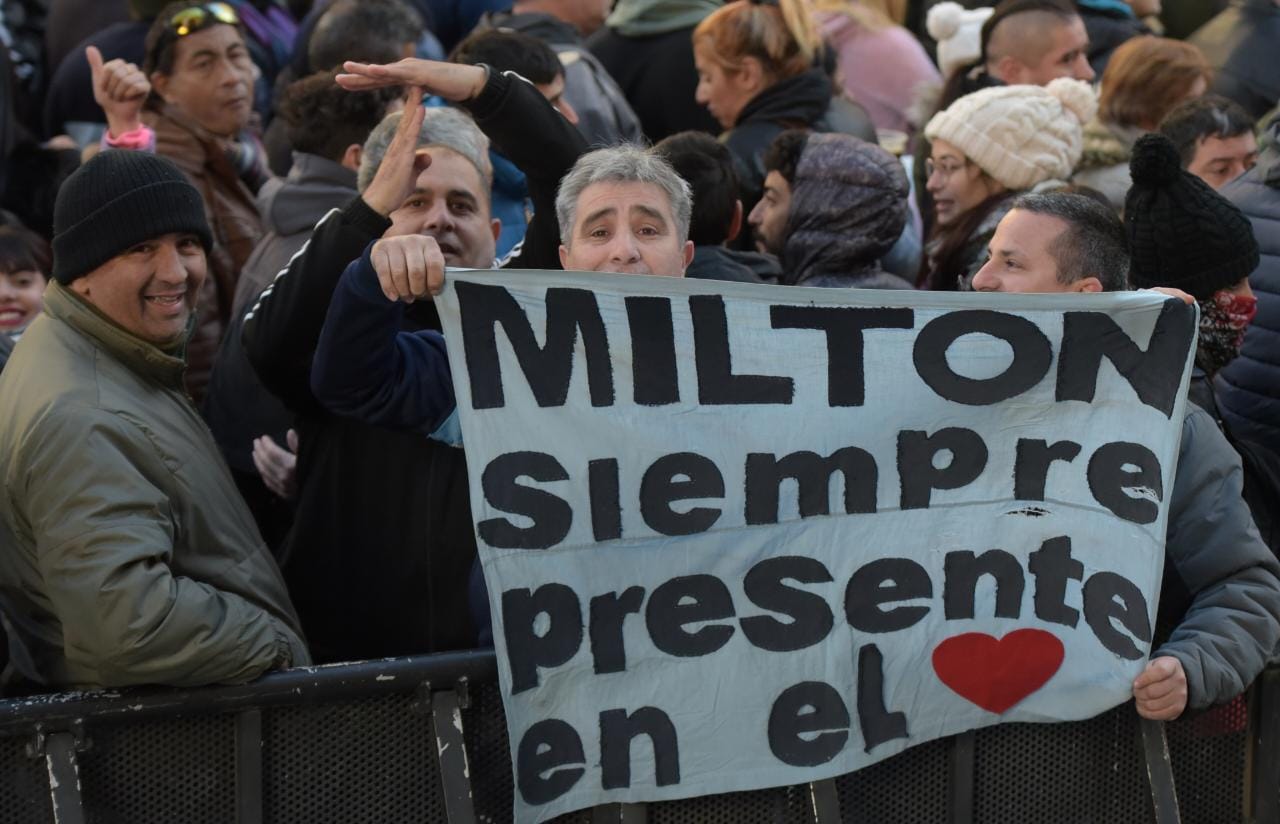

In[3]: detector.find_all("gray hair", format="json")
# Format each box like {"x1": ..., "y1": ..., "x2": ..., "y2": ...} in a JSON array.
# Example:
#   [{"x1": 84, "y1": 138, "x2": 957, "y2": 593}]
[
  {"x1": 357, "y1": 107, "x2": 493, "y2": 194},
  {"x1": 1010, "y1": 192, "x2": 1130, "y2": 292},
  {"x1": 555, "y1": 145, "x2": 693, "y2": 246}
]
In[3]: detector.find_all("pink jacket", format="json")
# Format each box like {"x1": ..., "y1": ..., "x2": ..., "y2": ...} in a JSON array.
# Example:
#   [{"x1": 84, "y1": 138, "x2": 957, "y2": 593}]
[{"x1": 817, "y1": 11, "x2": 941, "y2": 137}]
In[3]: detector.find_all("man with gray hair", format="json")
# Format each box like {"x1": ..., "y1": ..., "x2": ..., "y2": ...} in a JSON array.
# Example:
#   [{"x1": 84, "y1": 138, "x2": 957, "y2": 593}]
[
  {"x1": 308, "y1": 58, "x2": 695, "y2": 445},
  {"x1": 240, "y1": 58, "x2": 586, "y2": 660}
]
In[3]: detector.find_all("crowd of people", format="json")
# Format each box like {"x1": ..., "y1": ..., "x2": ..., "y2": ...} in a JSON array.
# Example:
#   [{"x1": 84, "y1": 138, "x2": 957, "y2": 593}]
[{"x1": 0, "y1": 0, "x2": 1277, "y2": 729}]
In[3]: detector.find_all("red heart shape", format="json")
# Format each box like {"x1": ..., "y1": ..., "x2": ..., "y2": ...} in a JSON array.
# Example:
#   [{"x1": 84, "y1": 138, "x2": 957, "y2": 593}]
[{"x1": 932, "y1": 629, "x2": 1065, "y2": 714}]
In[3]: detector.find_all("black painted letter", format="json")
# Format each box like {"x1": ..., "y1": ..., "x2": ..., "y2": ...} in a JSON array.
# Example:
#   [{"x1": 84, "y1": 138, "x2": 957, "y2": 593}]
[{"x1": 480, "y1": 452, "x2": 572, "y2": 549}]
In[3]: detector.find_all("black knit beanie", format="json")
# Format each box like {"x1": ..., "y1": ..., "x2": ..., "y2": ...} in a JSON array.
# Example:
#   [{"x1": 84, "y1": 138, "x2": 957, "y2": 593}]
[
  {"x1": 1124, "y1": 133, "x2": 1259, "y2": 300},
  {"x1": 52, "y1": 151, "x2": 212, "y2": 285}
]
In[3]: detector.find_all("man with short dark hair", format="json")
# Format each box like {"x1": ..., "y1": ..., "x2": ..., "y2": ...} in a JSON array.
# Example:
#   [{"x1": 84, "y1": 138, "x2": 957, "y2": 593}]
[
  {"x1": 653, "y1": 130, "x2": 779, "y2": 283},
  {"x1": 308, "y1": 0, "x2": 423, "y2": 74},
  {"x1": 449, "y1": 28, "x2": 579, "y2": 257},
  {"x1": 983, "y1": 0, "x2": 1095, "y2": 85},
  {"x1": 1159, "y1": 95, "x2": 1258, "y2": 190},
  {"x1": 971, "y1": 191, "x2": 1129, "y2": 293},
  {"x1": 0, "y1": 150, "x2": 308, "y2": 690},
  {"x1": 468, "y1": 0, "x2": 643, "y2": 146},
  {"x1": 970, "y1": 191, "x2": 1280, "y2": 721}
]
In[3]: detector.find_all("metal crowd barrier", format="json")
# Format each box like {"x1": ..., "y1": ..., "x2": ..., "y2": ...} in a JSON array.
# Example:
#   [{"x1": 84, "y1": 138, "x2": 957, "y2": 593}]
[{"x1": 0, "y1": 650, "x2": 1276, "y2": 824}]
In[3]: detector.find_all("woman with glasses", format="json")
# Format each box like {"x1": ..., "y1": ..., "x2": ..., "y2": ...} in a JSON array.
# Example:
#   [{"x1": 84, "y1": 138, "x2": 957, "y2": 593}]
[
  {"x1": 91, "y1": 2, "x2": 266, "y2": 403},
  {"x1": 918, "y1": 78, "x2": 1095, "y2": 290}
]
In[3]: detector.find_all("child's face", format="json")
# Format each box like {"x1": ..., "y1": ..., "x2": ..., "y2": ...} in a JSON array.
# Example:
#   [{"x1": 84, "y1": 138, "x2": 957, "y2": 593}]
[{"x1": 0, "y1": 267, "x2": 47, "y2": 334}]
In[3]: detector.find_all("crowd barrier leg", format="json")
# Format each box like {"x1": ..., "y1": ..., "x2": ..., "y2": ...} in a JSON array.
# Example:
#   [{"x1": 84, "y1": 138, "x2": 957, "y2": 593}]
[
  {"x1": 1140, "y1": 718, "x2": 1181, "y2": 824},
  {"x1": 806, "y1": 778, "x2": 839, "y2": 822},
  {"x1": 34, "y1": 728, "x2": 87, "y2": 824},
  {"x1": 236, "y1": 709, "x2": 265, "y2": 824},
  {"x1": 1249, "y1": 669, "x2": 1280, "y2": 823},
  {"x1": 430, "y1": 683, "x2": 478, "y2": 824},
  {"x1": 948, "y1": 730, "x2": 976, "y2": 824}
]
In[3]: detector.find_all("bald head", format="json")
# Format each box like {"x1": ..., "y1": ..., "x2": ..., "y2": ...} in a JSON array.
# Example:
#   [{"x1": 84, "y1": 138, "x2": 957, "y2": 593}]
[{"x1": 985, "y1": 7, "x2": 1093, "y2": 85}]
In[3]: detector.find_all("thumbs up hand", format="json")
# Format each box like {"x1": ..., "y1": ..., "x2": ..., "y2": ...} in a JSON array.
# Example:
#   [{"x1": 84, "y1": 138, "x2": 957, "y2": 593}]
[{"x1": 87, "y1": 45, "x2": 150, "y2": 138}]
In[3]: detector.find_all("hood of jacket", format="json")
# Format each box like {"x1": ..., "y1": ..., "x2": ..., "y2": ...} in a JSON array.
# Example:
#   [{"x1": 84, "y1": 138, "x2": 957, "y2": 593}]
[
  {"x1": 781, "y1": 133, "x2": 910, "y2": 286},
  {"x1": 605, "y1": 0, "x2": 719, "y2": 36},
  {"x1": 735, "y1": 68, "x2": 833, "y2": 130},
  {"x1": 481, "y1": 10, "x2": 582, "y2": 44},
  {"x1": 258, "y1": 152, "x2": 358, "y2": 237}
]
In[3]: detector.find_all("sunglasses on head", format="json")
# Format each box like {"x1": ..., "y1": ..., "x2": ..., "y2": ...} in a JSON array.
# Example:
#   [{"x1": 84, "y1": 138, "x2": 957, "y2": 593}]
[{"x1": 170, "y1": 2, "x2": 239, "y2": 37}]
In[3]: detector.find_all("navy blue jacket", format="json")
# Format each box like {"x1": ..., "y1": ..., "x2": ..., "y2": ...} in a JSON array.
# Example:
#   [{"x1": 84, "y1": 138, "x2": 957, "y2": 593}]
[{"x1": 1216, "y1": 119, "x2": 1280, "y2": 455}]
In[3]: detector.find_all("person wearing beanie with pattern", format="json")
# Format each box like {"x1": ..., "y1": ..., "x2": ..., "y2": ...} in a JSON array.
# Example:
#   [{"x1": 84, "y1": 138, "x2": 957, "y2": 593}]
[
  {"x1": 1125, "y1": 133, "x2": 1261, "y2": 384},
  {"x1": 919, "y1": 76, "x2": 1095, "y2": 289},
  {"x1": 0, "y1": 149, "x2": 309, "y2": 691}
]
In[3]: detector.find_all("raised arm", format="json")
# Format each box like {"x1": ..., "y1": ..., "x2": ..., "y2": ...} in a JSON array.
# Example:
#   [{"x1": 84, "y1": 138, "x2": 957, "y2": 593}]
[
  {"x1": 338, "y1": 58, "x2": 590, "y2": 270},
  {"x1": 241, "y1": 88, "x2": 428, "y2": 415}
]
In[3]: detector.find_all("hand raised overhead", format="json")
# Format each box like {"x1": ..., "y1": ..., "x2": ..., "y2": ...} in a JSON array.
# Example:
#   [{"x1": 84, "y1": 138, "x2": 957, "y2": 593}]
[
  {"x1": 86, "y1": 45, "x2": 150, "y2": 137},
  {"x1": 359, "y1": 85, "x2": 432, "y2": 218},
  {"x1": 337, "y1": 58, "x2": 487, "y2": 102}
]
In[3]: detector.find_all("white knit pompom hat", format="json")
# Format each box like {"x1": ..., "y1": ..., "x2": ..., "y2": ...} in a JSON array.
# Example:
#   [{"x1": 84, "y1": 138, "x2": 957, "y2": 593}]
[
  {"x1": 927, "y1": 2, "x2": 994, "y2": 80},
  {"x1": 923, "y1": 77, "x2": 1097, "y2": 191}
]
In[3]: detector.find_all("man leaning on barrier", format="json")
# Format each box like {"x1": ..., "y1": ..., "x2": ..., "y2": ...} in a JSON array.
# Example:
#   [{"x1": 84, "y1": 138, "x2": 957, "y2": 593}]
[
  {"x1": 0, "y1": 151, "x2": 309, "y2": 692},
  {"x1": 970, "y1": 190, "x2": 1280, "y2": 720}
]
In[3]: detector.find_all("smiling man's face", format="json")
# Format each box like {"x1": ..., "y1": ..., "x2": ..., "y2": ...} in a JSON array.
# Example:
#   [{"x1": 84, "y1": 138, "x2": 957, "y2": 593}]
[
  {"x1": 387, "y1": 147, "x2": 500, "y2": 269},
  {"x1": 70, "y1": 232, "x2": 207, "y2": 345}
]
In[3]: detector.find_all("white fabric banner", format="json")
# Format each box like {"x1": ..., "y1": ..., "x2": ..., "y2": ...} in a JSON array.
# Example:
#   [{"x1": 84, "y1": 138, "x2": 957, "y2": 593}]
[{"x1": 435, "y1": 270, "x2": 1197, "y2": 823}]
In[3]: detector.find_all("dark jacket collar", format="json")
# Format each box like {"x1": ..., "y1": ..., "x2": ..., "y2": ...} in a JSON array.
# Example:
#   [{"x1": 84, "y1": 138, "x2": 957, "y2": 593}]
[
  {"x1": 734, "y1": 69, "x2": 831, "y2": 130},
  {"x1": 483, "y1": 10, "x2": 582, "y2": 43},
  {"x1": 43, "y1": 281, "x2": 189, "y2": 388}
]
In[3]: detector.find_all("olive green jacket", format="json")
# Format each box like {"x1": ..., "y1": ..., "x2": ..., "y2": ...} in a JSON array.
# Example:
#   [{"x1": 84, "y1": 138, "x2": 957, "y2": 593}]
[{"x1": 0, "y1": 281, "x2": 308, "y2": 690}]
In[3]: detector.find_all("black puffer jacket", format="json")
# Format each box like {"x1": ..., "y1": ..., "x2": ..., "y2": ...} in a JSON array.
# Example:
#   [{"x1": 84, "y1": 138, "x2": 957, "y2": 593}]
[{"x1": 1215, "y1": 118, "x2": 1280, "y2": 454}]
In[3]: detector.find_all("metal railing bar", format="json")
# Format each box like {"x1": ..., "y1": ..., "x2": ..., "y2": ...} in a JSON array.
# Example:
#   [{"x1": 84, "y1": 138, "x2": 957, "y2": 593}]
[{"x1": 0, "y1": 650, "x2": 498, "y2": 734}]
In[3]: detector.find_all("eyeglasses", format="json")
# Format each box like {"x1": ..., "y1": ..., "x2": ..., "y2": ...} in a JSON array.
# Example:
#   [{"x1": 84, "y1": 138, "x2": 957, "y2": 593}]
[
  {"x1": 926, "y1": 158, "x2": 970, "y2": 182},
  {"x1": 170, "y1": 2, "x2": 239, "y2": 37}
]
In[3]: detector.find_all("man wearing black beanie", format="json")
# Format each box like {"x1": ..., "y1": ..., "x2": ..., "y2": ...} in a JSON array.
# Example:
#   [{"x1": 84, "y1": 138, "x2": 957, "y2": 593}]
[{"x1": 0, "y1": 150, "x2": 309, "y2": 691}]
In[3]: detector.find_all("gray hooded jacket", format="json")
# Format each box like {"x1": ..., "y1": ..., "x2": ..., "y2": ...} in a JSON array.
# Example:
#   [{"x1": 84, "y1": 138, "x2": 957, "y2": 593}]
[{"x1": 781, "y1": 133, "x2": 912, "y2": 289}]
